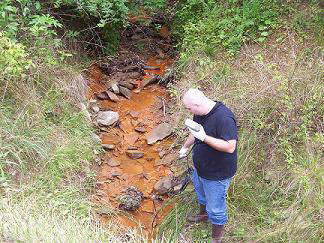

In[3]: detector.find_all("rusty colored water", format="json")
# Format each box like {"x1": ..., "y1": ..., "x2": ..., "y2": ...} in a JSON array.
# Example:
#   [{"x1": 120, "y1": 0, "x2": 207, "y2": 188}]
[{"x1": 88, "y1": 58, "x2": 175, "y2": 238}]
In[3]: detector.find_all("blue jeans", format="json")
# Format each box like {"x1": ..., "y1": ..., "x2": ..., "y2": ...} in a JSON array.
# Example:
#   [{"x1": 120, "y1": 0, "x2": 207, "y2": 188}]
[{"x1": 193, "y1": 169, "x2": 232, "y2": 225}]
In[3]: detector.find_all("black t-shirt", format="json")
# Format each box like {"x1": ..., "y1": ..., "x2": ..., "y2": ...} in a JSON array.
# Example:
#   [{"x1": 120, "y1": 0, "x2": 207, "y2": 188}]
[{"x1": 192, "y1": 102, "x2": 238, "y2": 180}]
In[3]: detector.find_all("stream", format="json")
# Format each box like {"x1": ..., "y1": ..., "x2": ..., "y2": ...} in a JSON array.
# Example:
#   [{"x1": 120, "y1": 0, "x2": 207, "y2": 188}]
[{"x1": 86, "y1": 24, "x2": 186, "y2": 239}]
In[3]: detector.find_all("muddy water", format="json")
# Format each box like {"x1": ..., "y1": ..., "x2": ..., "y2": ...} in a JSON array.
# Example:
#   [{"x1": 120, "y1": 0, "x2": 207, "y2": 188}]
[{"x1": 88, "y1": 57, "x2": 175, "y2": 238}]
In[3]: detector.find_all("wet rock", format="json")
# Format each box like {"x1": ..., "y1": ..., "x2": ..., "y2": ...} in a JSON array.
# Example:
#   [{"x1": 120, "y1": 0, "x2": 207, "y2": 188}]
[
  {"x1": 146, "y1": 123, "x2": 173, "y2": 145},
  {"x1": 106, "y1": 158, "x2": 121, "y2": 167},
  {"x1": 119, "y1": 86, "x2": 132, "y2": 99},
  {"x1": 111, "y1": 168, "x2": 123, "y2": 177},
  {"x1": 106, "y1": 90, "x2": 120, "y2": 102},
  {"x1": 135, "y1": 75, "x2": 161, "y2": 93},
  {"x1": 135, "y1": 127, "x2": 146, "y2": 133},
  {"x1": 102, "y1": 144, "x2": 115, "y2": 150},
  {"x1": 97, "y1": 91, "x2": 109, "y2": 100},
  {"x1": 127, "y1": 71, "x2": 141, "y2": 79},
  {"x1": 161, "y1": 153, "x2": 177, "y2": 165},
  {"x1": 119, "y1": 80, "x2": 135, "y2": 90},
  {"x1": 143, "y1": 65, "x2": 160, "y2": 71},
  {"x1": 154, "y1": 176, "x2": 173, "y2": 195},
  {"x1": 118, "y1": 186, "x2": 143, "y2": 211},
  {"x1": 111, "y1": 83, "x2": 119, "y2": 94},
  {"x1": 129, "y1": 110, "x2": 139, "y2": 118},
  {"x1": 97, "y1": 111, "x2": 119, "y2": 126},
  {"x1": 126, "y1": 150, "x2": 144, "y2": 159},
  {"x1": 127, "y1": 146, "x2": 138, "y2": 150}
]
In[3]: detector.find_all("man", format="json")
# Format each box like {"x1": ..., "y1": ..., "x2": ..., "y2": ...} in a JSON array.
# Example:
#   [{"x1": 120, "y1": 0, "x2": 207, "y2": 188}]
[{"x1": 179, "y1": 88, "x2": 238, "y2": 243}]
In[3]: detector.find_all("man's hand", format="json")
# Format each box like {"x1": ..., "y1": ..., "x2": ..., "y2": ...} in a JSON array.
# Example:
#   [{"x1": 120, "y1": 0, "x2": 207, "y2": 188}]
[
  {"x1": 179, "y1": 147, "x2": 189, "y2": 158},
  {"x1": 189, "y1": 126, "x2": 206, "y2": 141}
]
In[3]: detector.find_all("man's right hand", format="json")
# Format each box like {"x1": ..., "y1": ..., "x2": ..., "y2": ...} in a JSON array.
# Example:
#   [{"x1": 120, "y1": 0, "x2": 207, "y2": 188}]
[{"x1": 179, "y1": 147, "x2": 188, "y2": 159}]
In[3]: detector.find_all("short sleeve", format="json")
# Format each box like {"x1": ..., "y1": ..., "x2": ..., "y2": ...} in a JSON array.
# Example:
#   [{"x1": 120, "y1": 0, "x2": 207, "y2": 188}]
[{"x1": 217, "y1": 116, "x2": 238, "y2": 141}]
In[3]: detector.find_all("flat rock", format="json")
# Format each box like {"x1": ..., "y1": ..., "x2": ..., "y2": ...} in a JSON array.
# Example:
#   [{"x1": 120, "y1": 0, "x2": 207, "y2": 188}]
[
  {"x1": 127, "y1": 71, "x2": 141, "y2": 79},
  {"x1": 135, "y1": 75, "x2": 160, "y2": 93},
  {"x1": 119, "y1": 80, "x2": 134, "y2": 90},
  {"x1": 97, "y1": 111, "x2": 119, "y2": 126},
  {"x1": 97, "y1": 91, "x2": 109, "y2": 100},
  {"x1": 154, "y1": 176, "x2": 173, "y2": 195},
  {"x1": 126, "y1": 150, "x2": 144, "y2": 159},
  {"x1": 119, "y1": 86, "x2": 132, "y2": 99},
  {"x1": 135, "y1": 127, "x2": 146, "y2": 133},
  {"x1": 106, "y1": 90, "x2": 120, "y2": 102},
  {"x1": 111, "y1": 168, "x2": 123, "y2": 177},
  {"x1": 146, "y1": 123, "x2": 173, "y2": 145},
  {"x1": 129, "y1": 110, "x2": 139, "y2": 118},
  {"x1": 106, "y1": 158, "x2": 121, "y2": 167},
  {"x1": 102, "y1": 144, "x2": 115, "y2": 150},
  {"x1": 156, "y1": 153, "x2": 177, "y2": 166},
  {"x1": 111, "y1": 83, "x2": 119, "y2": 94}
]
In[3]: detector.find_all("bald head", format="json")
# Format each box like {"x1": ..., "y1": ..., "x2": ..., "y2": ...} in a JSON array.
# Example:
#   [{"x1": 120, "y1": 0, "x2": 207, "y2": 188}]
[
  {"x1": 183, "y1": 88, "x2": 207, "y2": 107},
  {"x1": 182, "y1": 88, "x2": 215, "y2": 115}
]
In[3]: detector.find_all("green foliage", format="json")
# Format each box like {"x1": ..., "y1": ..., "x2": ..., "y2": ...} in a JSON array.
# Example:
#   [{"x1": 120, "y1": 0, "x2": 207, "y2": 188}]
[
  {"x1": 174, "y1": 0, "x2": 280, "y2": 56},
  {"x1": 0, "y1": 32, "x2": 33, "y2": 80}
]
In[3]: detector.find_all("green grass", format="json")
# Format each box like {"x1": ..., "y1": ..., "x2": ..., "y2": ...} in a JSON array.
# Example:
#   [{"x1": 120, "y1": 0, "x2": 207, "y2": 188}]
[{"x1": 163, "y1": 1, "x2": 324, "y2": 242}]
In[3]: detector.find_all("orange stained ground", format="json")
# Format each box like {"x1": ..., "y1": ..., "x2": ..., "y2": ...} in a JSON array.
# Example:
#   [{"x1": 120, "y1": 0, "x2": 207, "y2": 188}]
[{"x1": 88, "y1": 57, "x2": 175, "y2": 238}]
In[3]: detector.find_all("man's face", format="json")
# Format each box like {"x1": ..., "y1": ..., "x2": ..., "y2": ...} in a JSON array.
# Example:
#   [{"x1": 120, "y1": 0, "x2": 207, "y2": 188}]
[{"x1": 184, "y1": 101, "x2": 204, "y2": 115}]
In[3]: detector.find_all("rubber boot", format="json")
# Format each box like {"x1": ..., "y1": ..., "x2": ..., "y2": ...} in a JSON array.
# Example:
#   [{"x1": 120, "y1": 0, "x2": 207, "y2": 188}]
[
  {"x1": 211, "y1": 224, "x2": 224, "y2": 243},
  {"x1": 187, "y1": 204, "x2": 208, "y2": 223}
]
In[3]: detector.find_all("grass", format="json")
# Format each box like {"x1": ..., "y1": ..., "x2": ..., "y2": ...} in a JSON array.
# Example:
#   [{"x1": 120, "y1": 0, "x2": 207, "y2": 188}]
[{"x1": 161, "y1": 1, "x2": 324, "y2": 242}]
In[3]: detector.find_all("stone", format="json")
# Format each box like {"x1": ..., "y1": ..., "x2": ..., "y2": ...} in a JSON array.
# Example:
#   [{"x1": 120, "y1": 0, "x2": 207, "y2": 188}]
[
  {"x1": 126, "y1": 150, "x2": 144, "y2": 159},
  {"x1": 127, "y1": 71, "x2": 141, "y2": 79},
  {"x1": 97, "y1": 91, "x2": 109, "y2": 100},
  {"x1": 146, "y1": 123, "x2": 173, "y2": 145},
  {"x1": 106, "y1": 90, "x2": 120, "y2": 102},
  {"x1": 111, "y1": 83, "x2": 119, "y2": 94},
  {"x1": 161, "y1": 153, "x2": 177, "y2": 165},
  {"x1": 106, "y1": 158, "x2": 121, "y2": 167},
  {"x1": 111, "y1": 168, "x2": 123, "y2": 177},
  {"x1": 135, "y1": 75, "x2": 160, "y2": 93},
  {"x1": 135, "y1": 127, "x2": 146, "y2": 133},
  {"x1": 102, "y1": 144, "x2": 115, "y2": 150},
  {"x1": 118, "y1": 186, "x2": 143, "y2": 211},
  {"x1": 97, "y1": 111, "x2": 119, "y2": 126},
  {"x1": 154, "y1": 176, "x2": 173, "y2": 195},
  {"x1": 129, "y1": 110, "x2": 139, "y2": 118},
  {"x1": 119, "y1": 86, "x2": 132, "y2": 99},
  {"x1": 119, "y1": 80, "x2": 134, "y2": 90},
  {"x1": 143, "y1": 65, "x2": 160, "y2": 71}
]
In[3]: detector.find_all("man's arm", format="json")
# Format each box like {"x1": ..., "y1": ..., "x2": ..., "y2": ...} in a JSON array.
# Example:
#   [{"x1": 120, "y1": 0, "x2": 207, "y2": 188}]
[
  {"x1": 204, "y1": 136, "x2": 236, "y2": 153},
  {"x1": 183, "y1": 133, "x2": 195, "y2": 148}
]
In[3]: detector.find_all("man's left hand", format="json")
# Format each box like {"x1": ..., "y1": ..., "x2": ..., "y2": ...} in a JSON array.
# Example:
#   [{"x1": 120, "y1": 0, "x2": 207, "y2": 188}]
[{"x1": 188, "y1": 126, "x2": 206, "y2": 141}]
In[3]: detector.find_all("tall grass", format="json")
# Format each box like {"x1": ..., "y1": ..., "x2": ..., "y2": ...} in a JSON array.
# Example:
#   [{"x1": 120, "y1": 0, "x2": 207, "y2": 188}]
[{"x1": 162, "y1": 1, "x2": 323, "y2": 242}]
